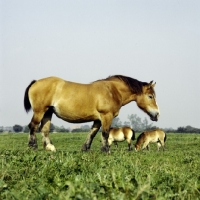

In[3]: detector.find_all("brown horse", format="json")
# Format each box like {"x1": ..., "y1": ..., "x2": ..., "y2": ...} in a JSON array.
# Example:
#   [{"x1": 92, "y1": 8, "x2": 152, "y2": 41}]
[
  {"x1": 135, "y1": 129, "x2": 166, "y2": 151},
  {"x1": 24, "y1": 75, "x2": 160, "y2": 152},
  {"x1": 104, "y1": 127, "x2": 135, "y2": 152}
]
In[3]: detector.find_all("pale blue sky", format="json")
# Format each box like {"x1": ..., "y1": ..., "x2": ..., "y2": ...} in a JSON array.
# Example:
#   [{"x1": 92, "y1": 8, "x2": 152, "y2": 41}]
[{"x1": 1, "y1": 0, "x2": 200, "y2": 129}]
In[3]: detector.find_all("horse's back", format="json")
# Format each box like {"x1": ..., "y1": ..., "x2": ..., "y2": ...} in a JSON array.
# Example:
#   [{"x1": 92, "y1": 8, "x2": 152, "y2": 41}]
[
  {"x1": 109, "y1": 127, "x2": 134, "y2": 141},
  {"x1": 29, "y1": 76, "x2": 64, "y2": 93},
  {"x1": 146, "y1": 129, "x2": 165, "y2": 142}
]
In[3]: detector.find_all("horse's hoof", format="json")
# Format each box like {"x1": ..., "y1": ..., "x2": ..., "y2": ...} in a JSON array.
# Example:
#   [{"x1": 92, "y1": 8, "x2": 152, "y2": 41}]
[
  {"x1": 28, "y1": 143, "x2": 38, "y2": 150},
  {"x1": 81, "y1": 144, "x2": 90, "y2": 151},
  {"x1": 46, "y1": 144, "x2": 56, "y2": 152},
  {"x1": 101, "y1": 146, "x2": 109, "y2": 152}
]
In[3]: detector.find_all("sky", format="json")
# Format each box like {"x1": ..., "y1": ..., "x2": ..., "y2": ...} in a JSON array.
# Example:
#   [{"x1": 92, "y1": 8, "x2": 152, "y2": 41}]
[{"x1": 1, "y1": 0, "x2": 200, "y2": 130}]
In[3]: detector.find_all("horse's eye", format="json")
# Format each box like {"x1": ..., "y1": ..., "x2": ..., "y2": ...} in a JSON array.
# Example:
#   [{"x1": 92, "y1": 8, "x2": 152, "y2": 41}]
[{"x1": 148, "y1": 95, "x2": 153, "y2": 99}]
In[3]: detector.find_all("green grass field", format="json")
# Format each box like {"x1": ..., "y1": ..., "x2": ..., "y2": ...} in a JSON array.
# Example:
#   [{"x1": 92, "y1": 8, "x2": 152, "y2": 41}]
[{"x1": 0, "y1": 132, "x2": 200, "y2": 199}]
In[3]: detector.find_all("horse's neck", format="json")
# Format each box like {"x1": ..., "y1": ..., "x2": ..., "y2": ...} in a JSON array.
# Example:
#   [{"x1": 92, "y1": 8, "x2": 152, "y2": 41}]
[
  {"x1": 114, "y1": 82, "x2": 137, "y2": 106},
  {"x1": 136, "y1": 138, "x2": 143, "y2": 146}
]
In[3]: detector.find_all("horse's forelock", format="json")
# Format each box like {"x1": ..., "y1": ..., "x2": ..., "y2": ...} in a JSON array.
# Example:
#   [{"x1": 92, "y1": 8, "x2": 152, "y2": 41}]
[{"x1": 146, "y1": 84, "x2": 156, "y2": 97}]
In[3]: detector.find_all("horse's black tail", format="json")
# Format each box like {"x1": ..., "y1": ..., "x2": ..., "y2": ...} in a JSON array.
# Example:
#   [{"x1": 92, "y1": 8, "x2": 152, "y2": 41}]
[
  {"x1": 131, "y1": 129, "x2": 136, "y2": 140},
  {"x1": 164, "y1": 132, "x2": 167, "y2": 142},
  {"x1": 24, "y1": 80, "x2": 36, "y2": 113}
]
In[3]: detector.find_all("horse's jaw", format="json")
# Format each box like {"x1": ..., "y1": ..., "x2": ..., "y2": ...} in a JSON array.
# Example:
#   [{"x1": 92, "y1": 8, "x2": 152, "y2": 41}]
[{"x1": 138, "y1": 106, "x2": 160, "y2": 121}]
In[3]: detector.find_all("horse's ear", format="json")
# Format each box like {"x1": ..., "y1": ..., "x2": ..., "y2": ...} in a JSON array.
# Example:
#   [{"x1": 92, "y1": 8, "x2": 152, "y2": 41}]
[
  {"x1": 152, "y1": 82, "x2": 156, "y2": 88},
  {"x1": 149, "y1": 81, "x2": 156, "y2": 88}
]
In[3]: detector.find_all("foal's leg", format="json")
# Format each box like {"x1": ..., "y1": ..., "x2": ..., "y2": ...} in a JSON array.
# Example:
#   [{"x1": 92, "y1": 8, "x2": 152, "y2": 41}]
[
  {"x1": 127, "y1": 139, "x2": 133, "y2": 151},
  {"x1": 107, "y1": 138, "x2": 113, "y2": 154},
  {"x1": 157, "y1": 142, "x2": 162, "y2": 151},
  {"x1": 82, "y1": 120, "x2": 101, "y2": 151},
  {"x1": 159, "y1": 139, "x2": 165, "y2": 151},
  {"x1": 142, "y1": 142, "x2": 150, "y2": 151},
  {"x1": 28, "y1": 111, "x2": 45, "y2": 149},
  {"x1": 114, "y1": 141, "x2": 118, "y2": 148},
  {"x1": 39, "y1": 108, "x2": 56, "y2": 152}
]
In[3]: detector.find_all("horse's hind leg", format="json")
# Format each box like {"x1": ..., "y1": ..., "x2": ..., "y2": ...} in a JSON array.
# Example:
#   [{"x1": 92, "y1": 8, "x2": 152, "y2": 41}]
[
  {"x1": 39, "y1": 108, "x2": 56, "y2": 152},
  {"x1": 157, "y1": 142, "x2": 162, "y2": 151},
  {"x1": 28, "y1": 112, "x2": 45, "y2": 149},
  {"x1": 82, "y1": 120, "x2": 101, "y2": 151},
  {"x1": 159, "y1": 139, "x2": 165, "y2": 151},
  {"x1": 114, "y1": 141, "x2": 118, "y2": 148},
  {"x1": 127, "y1": 139, "x2": 133, "y2": 151}
]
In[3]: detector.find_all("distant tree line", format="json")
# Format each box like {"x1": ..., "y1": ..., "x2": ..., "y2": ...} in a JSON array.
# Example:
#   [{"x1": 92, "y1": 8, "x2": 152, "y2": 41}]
[{"x1": 0, "y1": 115, "x2": 200, "y2": 133}]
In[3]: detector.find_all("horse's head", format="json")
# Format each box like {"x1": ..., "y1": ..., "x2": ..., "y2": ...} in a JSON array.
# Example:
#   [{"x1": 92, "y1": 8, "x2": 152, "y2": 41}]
[
  {"x1": 135, "y1": 144, "x2": 140, "y2": 151},
  {"x1": 136, "y1": 81, "x2": 160, "y2": 121}
]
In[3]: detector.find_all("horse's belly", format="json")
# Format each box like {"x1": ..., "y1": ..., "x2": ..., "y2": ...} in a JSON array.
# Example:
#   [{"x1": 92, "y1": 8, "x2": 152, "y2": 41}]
[
  {"x1": 149, "y1": 138, "x2": 158, "y2": 143},
  {"x1": 53, "y1": 106, "x2": 99, "y2": 123},
  {"x1": 113, "y1": 134, "x2": 125, "y2": 142}
]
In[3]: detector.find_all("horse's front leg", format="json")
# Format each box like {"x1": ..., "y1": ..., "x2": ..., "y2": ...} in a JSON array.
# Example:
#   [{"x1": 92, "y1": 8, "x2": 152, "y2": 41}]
[
  {"x1": 101, "y1": 113, "x2": 113, "y2": 153},
  {"x1": 82, "y1": 120, "x2": 101, "y2": 151},
  {"x1": 142, "y1": 142, "x2": 149, "y2": 151},
  {"x1": 101, "y1": 131, "x2": 109, "y2": 152}
]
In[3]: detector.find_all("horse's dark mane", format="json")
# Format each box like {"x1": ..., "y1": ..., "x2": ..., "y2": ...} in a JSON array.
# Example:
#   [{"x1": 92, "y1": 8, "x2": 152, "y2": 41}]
[
  {"x1": 105, "y1": 75, "x2": 149, "y2": 94},
  {"x1": 136, "y1": 132, "x2": 144, "y2": 143},
  {"x1": 93, "y1": 75, "x2": 155, "y2": 94}
]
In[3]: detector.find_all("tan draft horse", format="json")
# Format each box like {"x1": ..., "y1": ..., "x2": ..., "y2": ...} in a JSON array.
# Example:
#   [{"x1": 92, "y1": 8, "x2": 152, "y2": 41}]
[
  {"x1": 103, "y1": 126, "x2": 135, "y2": 152},
  {"x1": 24, "y1": 75, "x2": 160, "y2": 152},
  {"x1": 135, "y1": 129, "x2": 166, "y2": 151}
]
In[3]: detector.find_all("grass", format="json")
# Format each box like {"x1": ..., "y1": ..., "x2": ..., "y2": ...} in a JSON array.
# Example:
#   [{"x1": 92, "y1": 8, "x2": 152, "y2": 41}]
[{"x1": 0, "y1": 132, "x2": 200, "y2": 199}]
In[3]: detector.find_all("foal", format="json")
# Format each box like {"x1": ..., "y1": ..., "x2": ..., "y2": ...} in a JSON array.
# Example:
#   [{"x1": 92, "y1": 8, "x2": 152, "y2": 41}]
[
  {"x1": 103, "y1": 127, "x2": 135, "y2": 152},
  {"x1": 135, "y1": 129, "x2": 166, "y2": 151}
]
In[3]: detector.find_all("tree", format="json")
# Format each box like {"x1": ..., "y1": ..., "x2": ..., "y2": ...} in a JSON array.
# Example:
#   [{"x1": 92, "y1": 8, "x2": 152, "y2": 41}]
[
  {"x1": 128, "y1": 114, "x2": 142, "y2": 131},
  {"x1": 80, "y1": 125, "x2": 91, "y2": 131},
  {"x1": 55, "y1": 125, "x2": 70, "y2": 132},
  {"x1": 111, "y1": 117, "x2": 122, "y2": 127},
  {"x1": 72, "y1": 128, "x2": 85, "y2": 133},
  {"x1": 23, "y1": 125, "x2": 29, "y2": 133},
  {"x1": 50, "y1": 123, "x2": 55, "y2": 132},
  {"x1": 13, "y1": 124, "x2": 23, "y2": 132},
  {"x1": 176, "y1": 126, "x2": 200, "y2": 133},
  {"x1": 142, "y1": 117, "x2": 153, "y2": 130}
]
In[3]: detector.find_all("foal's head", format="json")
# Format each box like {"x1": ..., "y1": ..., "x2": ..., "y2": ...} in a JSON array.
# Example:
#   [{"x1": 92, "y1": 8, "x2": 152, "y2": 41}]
[
  {"x1": 135, "y1": 144, "x2": 140, "y2": 151},
  {"x1": 136, "y1": 81, "x2": 160, "y2": 121}
]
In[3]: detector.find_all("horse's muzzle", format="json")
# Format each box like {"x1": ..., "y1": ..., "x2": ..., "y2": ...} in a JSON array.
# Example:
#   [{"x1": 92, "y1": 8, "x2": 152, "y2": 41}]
[{"x1": 149, "y1": 112, "x2": 159, "y2": 121}]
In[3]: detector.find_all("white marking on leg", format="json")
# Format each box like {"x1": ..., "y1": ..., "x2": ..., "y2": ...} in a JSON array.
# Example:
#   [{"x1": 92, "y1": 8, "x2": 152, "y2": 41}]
[{"x1": 46, "y1": 144, "x2": 56, "y2": 152}]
